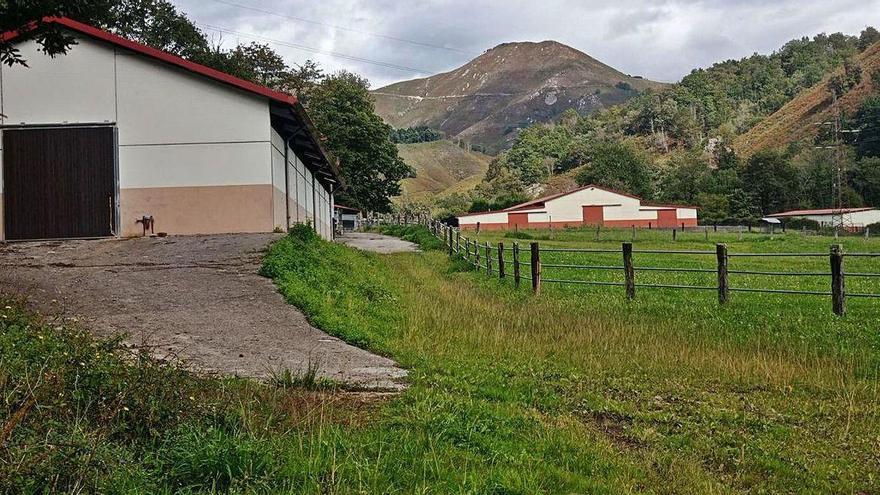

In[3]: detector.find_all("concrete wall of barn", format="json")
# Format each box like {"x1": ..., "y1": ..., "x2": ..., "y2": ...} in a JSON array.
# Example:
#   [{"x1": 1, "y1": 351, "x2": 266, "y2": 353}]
[
  {"x1": 794, "y1": 210, "x2": 880, "y2": 227},
  {"x1": 0, "y1": 35, "x2": 333, "y2": 240},
  {"x1": 270, "y1": 129, "x2": 333, "y2": 238}
]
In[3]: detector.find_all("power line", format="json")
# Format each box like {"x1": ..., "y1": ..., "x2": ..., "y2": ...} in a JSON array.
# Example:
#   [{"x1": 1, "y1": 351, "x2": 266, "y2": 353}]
[
  {"x1": 204, "y1": 0, "x2": 472, "y2": 55},
  {"x1": 196, "y1": 22, "x2": 429, "y2": 74}
]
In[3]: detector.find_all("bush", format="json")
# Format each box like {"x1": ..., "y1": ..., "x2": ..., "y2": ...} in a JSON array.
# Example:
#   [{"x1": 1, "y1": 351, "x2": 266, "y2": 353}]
[{"x1": 0, "y1": 300, "x2": 206, "y2": 492}]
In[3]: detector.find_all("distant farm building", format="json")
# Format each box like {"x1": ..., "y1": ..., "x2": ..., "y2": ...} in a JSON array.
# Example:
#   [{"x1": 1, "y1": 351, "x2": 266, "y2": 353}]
[
  {"x1": 1, "y1": 18, "x2": 339, "y2": 241},
  {"x1": 457, "y1": 185, "x2": 698, "y2": 231},
  {"x1": 767, "y1": 208, "x2": 880, "y2": 228},
  {"x1": 334, "y1": 204, "x2": 362, "y2": 231}
]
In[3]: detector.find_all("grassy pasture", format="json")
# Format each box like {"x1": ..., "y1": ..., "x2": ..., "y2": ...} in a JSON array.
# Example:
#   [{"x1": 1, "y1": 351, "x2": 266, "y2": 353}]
[{"x1": 2, "y1": 224, "x2": 878, "y2": 493}]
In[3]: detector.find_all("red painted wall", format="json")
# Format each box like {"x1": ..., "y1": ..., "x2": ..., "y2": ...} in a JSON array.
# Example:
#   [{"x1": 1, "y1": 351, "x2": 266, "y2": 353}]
[
  {"x1": 508, "y1": 212, "x2": 529, "y2": 229},
  {"x1": 657, "y1": 209, "x2": 678, "y2": 228}
]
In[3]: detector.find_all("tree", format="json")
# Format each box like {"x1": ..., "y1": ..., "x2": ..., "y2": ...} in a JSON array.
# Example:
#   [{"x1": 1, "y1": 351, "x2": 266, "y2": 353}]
[
  {"x1": 794, "y1": 148, "x2": 834, "y2": 208},
  {"x1": 1, "y1": 0, "x2": 115, "y2": 67},
  {"x1": 726, "y1": 189, "x2": 762, "y2": 222},
  {"x1": 307, "y1": 72, "x2": 413, "y2": 212},
  {"x1": 284, "y1": 60, "x2": 324, "y2": 101},
  {"x1": 852, "y1": 157, "x2": 880, "y2": 206},
  {"x1": 107, "y1": 0, "x2": 206, "y2": 59},
  {"x1": 574, "y1": 140, "x2": 653, "y2": 197},
  {"x1": 503, "y1": 124, "x2": 573, "y2": 184},
  {"x1": 390, "y1": 126, "x2": 444, "y2": 144},
  {"x1": 855, "y1": 96, "x2": 880, "y2": 158},
  {"x1": 740, "y1": 149, "x2": 800, "y2": 214},
  {"x1": 695, "y1": 193, "x2": 729, "y2": 223},
  {"x1": 827, "y1": 59, "x2": 862, "y2": 99},
  {"x1": 656, "y1": 151, "x2": 711, "y2": 204},
  {"x1": 859, "y1": 26, "x2": 880, "y2": 51}
]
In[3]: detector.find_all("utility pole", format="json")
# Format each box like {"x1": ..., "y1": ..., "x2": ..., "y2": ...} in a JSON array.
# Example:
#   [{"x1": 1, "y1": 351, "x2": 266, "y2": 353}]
[{"x1": 815, "y1": 93, "x2": 860, "y2": 235}]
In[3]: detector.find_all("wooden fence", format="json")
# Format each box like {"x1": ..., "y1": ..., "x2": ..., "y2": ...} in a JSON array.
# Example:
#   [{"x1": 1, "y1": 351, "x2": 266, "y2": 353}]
[{"x1": 425, "y1": 220, "x2": 880, "y2": 316}]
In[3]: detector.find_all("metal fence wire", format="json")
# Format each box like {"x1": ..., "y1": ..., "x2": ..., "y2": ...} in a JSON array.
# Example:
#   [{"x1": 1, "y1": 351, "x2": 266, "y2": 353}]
[{"x1": 423, "y1": 220, "x2": 880, "y2": 316}]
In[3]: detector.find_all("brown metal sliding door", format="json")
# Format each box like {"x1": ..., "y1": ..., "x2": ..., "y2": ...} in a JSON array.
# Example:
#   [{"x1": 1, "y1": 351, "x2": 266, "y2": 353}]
[{"x1": 3, "y1": 126, "x2": 116, "y2": 240}]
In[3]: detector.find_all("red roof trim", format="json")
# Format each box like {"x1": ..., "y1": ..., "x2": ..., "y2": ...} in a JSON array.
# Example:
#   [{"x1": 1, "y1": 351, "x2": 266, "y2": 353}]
[
  {"x1": 457, "y1": 209, "x2": 503, "y2": 218},
  {"x1": 768, "y1": 207, "x2": 875, "y2": 217},
  {"x1": 3, "y1": 17, "x2": 298, "y2": 107}
]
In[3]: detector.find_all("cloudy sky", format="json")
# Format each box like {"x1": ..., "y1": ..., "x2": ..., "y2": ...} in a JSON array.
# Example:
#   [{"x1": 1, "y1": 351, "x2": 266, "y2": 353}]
[{"x1": 175, "y1": 0, "x2": 879, "y2": 88}]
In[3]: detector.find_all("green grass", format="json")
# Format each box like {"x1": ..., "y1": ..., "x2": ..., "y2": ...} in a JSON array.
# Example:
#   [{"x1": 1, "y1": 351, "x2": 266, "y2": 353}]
[{"x1": 3, "y1": 224, "x2": 879, "y2": 493}]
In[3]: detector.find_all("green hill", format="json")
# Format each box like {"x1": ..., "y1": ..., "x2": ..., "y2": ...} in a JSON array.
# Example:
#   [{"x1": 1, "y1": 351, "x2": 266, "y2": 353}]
[
  {"x1": 397, "y1": 140, "x2": 491, "y2": 200},
  {"x1": 735, "y1": 40, "x2": 880, "y2": 157}
]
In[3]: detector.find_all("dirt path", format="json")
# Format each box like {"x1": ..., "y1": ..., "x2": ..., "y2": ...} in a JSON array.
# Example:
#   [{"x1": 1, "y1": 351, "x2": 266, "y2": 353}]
[
  {"x1": 336, "y1": 232, "x2": 419, "y2": 253},
  {"x1": 0, "y1": 235, "x2": 406, "y2": 390}
]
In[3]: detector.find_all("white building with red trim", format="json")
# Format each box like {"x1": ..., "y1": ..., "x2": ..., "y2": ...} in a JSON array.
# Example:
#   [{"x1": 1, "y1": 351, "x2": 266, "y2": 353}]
[
  {"x1": 457, "y1": 185, "x2": 698, "y2": 231},
  {"x1": 1, "y1": 18, "x2": 340, "y2": 241},
  {"x1": 767, "y1": 207, "x2": 880, "y2": 227}
]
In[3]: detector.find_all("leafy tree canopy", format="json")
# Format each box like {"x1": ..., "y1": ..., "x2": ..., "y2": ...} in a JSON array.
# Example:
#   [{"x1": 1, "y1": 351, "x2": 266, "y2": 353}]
[
  {"x1": 1, "y1": 0, "x2": 115, "y2": 67},
  {"x1": 855, "y1": 96, "x2": 880, "y2": 159},
  {"x1": 390, "y1": 127, "x2": 445, "y2": 144},
  {"x1": 307, "y1": 72, "x2": 414, "y2": 213},
  {"x1": 574, "y1": 141, "x2": 653, "y2": 198}
]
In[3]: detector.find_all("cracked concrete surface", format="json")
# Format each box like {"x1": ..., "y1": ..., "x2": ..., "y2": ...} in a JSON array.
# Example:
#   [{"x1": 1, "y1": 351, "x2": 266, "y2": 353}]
[{"x1": 0, "y1": 234, "x2": 407, "y2": 390}]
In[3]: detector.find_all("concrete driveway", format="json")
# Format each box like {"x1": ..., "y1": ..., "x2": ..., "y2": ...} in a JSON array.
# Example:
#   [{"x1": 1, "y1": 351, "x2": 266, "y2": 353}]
[
  {"x1": 0, "y1": 234, "x2": 406, "y2": 390},
  {"x1": 336, "y1": 232, "x2": 420, "y2": 253}
]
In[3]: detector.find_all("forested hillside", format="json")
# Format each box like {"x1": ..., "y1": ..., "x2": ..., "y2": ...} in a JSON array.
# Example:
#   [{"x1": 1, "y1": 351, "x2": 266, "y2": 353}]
[
  {"x1": 736, "y1": 40, "x2": 880, "y2": 156},
  {"x1": 429, "y1": 28, "x2": 880, "y2": 224}
]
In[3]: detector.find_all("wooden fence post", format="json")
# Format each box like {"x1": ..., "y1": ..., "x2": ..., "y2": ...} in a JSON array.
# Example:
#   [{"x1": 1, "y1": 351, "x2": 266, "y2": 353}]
[
  {"x1": 513, "y1": 242, "x2": 521, "y2": 288},
  {"x1": 622, "y1": 242, "x2": 635, "y2": 300},
  {"x1": 672, "y1": 229, "x2": 677, "y2": 241},
  {"x1": 486, "y1": 242, "x2": 492, "y2": 275},
  {"x1": 448, "y1": 228, "x2": 454, "y2": 256},
  {"x1": 831, "y1": 244, "x2": 846, "y2": 316},
  {"x1": 456, "y1": 230, "x2": 461, "y2": 254},
  {"x1": 498, "y1": 242, "x2": 505, "y2": 279},
  {"x1": 632, "y1": 225, "x2": 636, "y2": 241},
  {"x1": 475, "y1": 240, "x2": 480, "y2": 268},
  {"x1": 530, "y1": 242, "x2": 541, "y2": 294},
  {"x1": 716, "y1": 243, "x2": 729, "y2": 305},
  {"x1": 595, "y1": 225, "x2": 600, "y2": 241}
]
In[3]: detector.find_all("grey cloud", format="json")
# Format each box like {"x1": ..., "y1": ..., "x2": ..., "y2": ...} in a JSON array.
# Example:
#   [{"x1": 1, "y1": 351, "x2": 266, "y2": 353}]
[{"x1": 176, "y1": 0, "x2": 880, "y2": 88}]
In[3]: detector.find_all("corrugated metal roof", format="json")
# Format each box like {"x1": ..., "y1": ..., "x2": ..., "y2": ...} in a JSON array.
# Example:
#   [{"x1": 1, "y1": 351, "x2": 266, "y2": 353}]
[{"x1": 768, "y1": 207, "x2": 875, "y2": 217}]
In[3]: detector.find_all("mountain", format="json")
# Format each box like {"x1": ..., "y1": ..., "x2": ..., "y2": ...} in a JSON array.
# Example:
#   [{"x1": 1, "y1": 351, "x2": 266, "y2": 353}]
[
  {"x1": 396, "y1": 140, "x2": 491, "y2": 200},
  {"x1": 735, "y1": 40, "x2": 880, "y2": 157},
  {"x1": 373, "y1": 41, "x2": 665, "y2": 154}
]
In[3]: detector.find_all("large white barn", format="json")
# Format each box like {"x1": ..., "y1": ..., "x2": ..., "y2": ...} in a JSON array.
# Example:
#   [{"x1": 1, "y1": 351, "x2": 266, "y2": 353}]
[
  {"x1": 458, "y1": 185, "x2": 698, "y2": 230},
  {"x1": 0, "y1": 18, "x2": 340, "y2": 241},
  {"x1": 768, "y1": 207, "x2": 880, "y2": 228}
]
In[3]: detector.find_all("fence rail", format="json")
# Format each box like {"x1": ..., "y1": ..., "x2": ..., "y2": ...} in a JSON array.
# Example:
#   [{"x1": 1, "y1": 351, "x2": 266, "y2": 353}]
[{"x1": 423, "y1": 219, "x2": 880, "y2": 316}]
